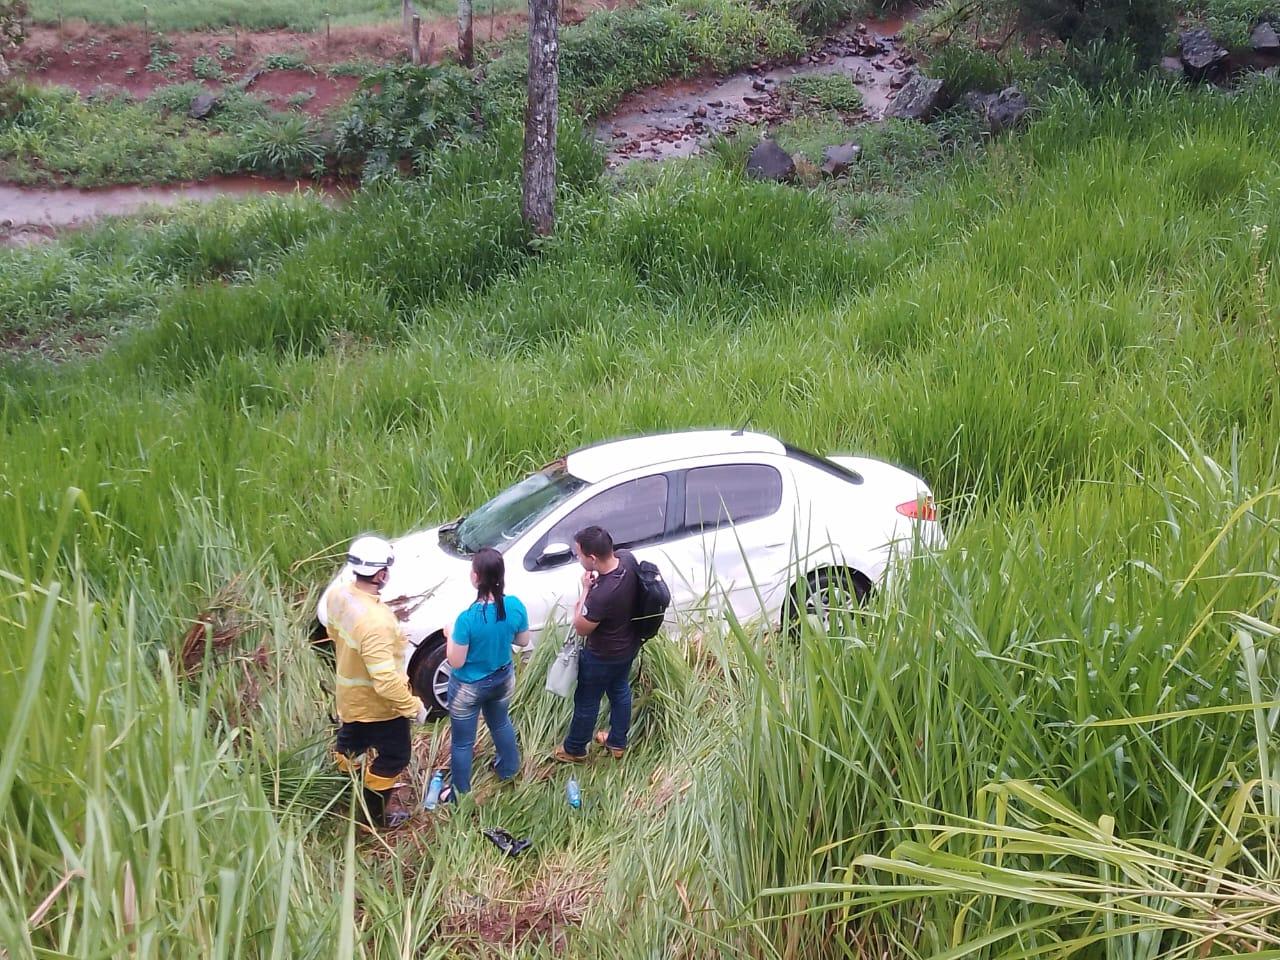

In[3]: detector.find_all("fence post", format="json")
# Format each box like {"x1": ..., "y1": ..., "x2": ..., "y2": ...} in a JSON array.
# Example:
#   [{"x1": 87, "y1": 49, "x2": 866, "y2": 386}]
[{"x1": 411, "y1": 14, "x2": 422, "y2": 65}]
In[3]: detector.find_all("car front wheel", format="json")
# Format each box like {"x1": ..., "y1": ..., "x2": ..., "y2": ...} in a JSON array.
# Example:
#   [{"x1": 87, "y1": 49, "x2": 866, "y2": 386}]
[{"x1": 410, "y1": 640, "x2": 452, "y2": 720}]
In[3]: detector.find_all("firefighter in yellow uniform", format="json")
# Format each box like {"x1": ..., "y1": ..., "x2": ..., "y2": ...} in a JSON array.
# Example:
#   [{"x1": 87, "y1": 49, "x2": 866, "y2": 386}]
[{"x1": 328, "y1": 535, "x2": 427, "y2": 829}]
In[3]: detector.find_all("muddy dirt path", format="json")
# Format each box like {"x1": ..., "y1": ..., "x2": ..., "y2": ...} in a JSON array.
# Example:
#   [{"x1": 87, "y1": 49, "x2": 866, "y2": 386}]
[
  {"x1": 0, "y1": 177, "x2": 338, "y2": 245},
  {"x1": 597, "y1": 18, "x2": 913, "y2": 167}
]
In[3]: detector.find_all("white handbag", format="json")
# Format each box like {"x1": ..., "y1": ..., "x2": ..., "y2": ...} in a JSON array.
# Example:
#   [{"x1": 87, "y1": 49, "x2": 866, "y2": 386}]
[{"x1": 545, "y1": 634, "x2": 581, "y2": 697}]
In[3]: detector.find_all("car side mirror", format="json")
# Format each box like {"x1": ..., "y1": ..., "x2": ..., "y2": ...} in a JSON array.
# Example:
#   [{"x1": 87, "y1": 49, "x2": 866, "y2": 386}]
[{"x1": 540, "y1": 541, "x2": 573, "y2": 564}]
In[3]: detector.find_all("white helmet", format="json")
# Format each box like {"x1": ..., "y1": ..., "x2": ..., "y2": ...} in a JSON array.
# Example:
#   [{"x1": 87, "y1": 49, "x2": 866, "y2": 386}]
[{"x1": 346, "y1": 535, "x2": 394, "y2": 578}]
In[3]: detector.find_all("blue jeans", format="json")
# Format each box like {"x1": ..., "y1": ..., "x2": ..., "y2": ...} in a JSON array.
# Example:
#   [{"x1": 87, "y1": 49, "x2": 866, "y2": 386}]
[
  {"x1": 447, "y1": 662, "x2": 519, "y2": 794},
  {"x1": 564, "y1": 648, "x2": 636, "y2": 755}
]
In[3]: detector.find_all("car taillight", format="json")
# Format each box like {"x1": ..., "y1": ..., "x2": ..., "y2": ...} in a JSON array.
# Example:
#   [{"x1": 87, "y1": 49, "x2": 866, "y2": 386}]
[{"x1": 896, "y1": 496, "x2": 937, "y2": 521}]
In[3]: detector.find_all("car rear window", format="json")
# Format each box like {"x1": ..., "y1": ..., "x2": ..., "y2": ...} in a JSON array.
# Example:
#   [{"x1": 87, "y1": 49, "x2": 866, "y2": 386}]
[{"x1": 683, "y1": 464, "x2": 783, "y2": 532}]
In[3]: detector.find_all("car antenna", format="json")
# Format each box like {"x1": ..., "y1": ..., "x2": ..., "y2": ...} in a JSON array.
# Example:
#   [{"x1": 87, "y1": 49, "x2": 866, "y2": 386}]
[{"x1": 731, "y1": 402, "x2": 758, "y2": 436}]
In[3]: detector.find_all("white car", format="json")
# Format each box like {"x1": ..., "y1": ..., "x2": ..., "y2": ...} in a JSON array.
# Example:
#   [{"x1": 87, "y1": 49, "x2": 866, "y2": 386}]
[{"x1": 316, "y1": 430, "x2": 943, "y2": 715}]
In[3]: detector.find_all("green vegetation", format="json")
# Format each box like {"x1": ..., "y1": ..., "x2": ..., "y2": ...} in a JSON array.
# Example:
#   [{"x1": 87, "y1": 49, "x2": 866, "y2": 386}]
[
  {"x1": 3, "y1": 0, "x2": 805, "y2": 186},
  {"x1": 1186, "y1": 0, "x2": 1279, "y2": 45},
  {"x1": 908, "y1": 0, "x2": 1173, "y2": 66},
  {"x1": 192, "y1": 54, "x2": 227, "y2": 81},
  {"x1": 2, "y1": 79, "x2": 1279, "y2": 955},
  {"x1": 482, "y1": 0, "x2": 804, "y2": 116},
  {"x1": 779, "y1": 71, "x2": 865, "y2": 112},
  {"x1": 237, "y1": 114, "x2": 325, "y2": 176},
  {"x1": 0, "y1": 82, "x2": 243, "y2": 185},
  {"x1": 261, "y1": 51, "x2": 315, "y2": 73},
  {"x1": 0, "y1": 81, "x2": 315, "y2": 185},
  {"x1": 23, "y1": 0, "x2": 526, "y2": 31}
]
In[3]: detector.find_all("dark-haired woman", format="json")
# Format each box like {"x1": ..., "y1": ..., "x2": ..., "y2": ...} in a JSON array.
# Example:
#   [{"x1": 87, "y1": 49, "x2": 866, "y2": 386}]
[{"x1": 441, "y1": 547, "x2": 530, "y2": 800}]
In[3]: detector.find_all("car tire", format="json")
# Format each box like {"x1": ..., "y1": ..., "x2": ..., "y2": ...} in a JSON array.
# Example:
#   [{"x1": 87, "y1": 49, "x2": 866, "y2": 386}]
[
  {"x1": 787, "y1": 567, "x2": 871, "y2": 634},
  {"x1": 410, "y1": 638, "x2": 451, "y2": 720}
]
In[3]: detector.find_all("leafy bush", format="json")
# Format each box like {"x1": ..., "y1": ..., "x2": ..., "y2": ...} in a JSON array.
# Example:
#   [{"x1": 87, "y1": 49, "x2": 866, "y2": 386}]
[
  {"x1": 191, "y1": 55, "x2": 225, "y2": 81},
  {"x1": 261, "y1": 52, "x2": 312, "y2": 73},
  {"x1": 780, "y1": 72, "x2": 864, "y2": 112},
  {"x1": 146, "y1": 37, "x2": 180, "y2": 74},
  {"x1": 236, "y1": 114, "x2": 324, "y2": 177},
  {"x1": 333, "y1": 63, "x2": 483, "y2": 182}
]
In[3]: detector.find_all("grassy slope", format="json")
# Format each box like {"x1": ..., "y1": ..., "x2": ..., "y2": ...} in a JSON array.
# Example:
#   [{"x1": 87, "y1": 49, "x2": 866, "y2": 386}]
[{"x1": 1, "y1": 81, "x2": 1279, "y2": 957}]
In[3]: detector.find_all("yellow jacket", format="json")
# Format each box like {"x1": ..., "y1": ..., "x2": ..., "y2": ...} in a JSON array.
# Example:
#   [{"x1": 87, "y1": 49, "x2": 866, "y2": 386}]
[{"x1": 326, "y1": 582, "x2": 424, "y2": 723}]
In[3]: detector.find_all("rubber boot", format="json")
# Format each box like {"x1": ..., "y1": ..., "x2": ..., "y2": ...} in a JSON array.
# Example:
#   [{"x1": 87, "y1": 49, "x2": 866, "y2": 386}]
[{"x1": 361, "y1": 786, "x2": 388, "y2": 826}]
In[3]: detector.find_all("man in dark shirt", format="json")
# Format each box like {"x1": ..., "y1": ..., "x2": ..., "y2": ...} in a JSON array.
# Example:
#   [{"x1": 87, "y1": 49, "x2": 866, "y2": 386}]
[{"x1": 553, "y1": 526, "x2": 640, "y2": 762}]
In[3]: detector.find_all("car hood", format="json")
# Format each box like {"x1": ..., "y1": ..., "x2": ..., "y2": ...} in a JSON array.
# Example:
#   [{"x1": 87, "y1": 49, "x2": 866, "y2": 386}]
[{"x1": 317, "y1": 525, "x2": 474, "y2": 646}]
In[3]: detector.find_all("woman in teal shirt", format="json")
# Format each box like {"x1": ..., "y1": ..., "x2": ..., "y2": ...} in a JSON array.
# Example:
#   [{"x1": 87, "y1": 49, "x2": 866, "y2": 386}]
[{"x1": 441, "y1": 548, "x2": 530, "y2": 800}]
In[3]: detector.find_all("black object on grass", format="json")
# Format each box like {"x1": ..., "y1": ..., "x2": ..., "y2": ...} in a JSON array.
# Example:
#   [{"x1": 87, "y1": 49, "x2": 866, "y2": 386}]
[{"x1": 483, "y1": 828, "x2": 532, "y2": 858}]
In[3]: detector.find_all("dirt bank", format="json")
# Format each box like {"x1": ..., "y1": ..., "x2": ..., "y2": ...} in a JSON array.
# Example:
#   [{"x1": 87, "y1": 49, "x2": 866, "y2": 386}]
[{"x1": 11, "y1": 2, "x2": 617, "y2": 113}]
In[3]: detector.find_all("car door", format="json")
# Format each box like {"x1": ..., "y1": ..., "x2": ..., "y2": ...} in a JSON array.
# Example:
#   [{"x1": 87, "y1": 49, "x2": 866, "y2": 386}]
[
  {"x1": 673, "y1": 460, "x2": 795, "y2": 624},
  {"x1": 507, "y1": 473, "x2": 674, "y2": 636}
]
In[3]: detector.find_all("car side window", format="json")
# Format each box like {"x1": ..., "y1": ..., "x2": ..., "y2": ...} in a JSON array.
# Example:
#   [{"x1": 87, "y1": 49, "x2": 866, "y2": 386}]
[
  {"x1": 683, "y1": 464, "x2": 783, "y2": 532},
  {"x1": 546, "y1": 475, "x2": 669, "y2": 551}
]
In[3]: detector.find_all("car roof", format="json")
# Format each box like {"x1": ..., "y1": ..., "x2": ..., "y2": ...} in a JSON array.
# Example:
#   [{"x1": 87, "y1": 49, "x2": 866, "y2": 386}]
[{"x1": 564, "y1": 430, "x2": 785, "y2": 483}]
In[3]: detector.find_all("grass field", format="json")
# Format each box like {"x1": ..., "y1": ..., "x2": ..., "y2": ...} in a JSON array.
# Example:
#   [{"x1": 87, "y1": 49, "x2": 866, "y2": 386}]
[
  {"x1": 23, "y1": 0, "x2": 523, "y2": 33},
  {"x1": 1, "y1": 77, "x2": 1279, "y2": 957}
]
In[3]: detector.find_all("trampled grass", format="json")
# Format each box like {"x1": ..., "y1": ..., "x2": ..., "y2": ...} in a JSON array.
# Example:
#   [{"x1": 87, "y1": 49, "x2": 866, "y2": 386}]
[{"x1": 1, "y1": 79, "x2": 1279, "y2": 956}]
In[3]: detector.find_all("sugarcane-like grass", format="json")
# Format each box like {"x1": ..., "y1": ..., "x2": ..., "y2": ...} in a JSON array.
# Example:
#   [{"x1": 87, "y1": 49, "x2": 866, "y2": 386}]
[{"x1": 1, "y1": 80, "x2": 1278, "y2": 956}]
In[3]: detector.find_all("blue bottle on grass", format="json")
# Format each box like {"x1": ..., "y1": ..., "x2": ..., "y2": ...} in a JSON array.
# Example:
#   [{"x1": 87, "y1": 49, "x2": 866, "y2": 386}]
[
  {"x1": 423, "y1": 770, "x2": 445, "y2": 811},
  {"x1": 566, "y1": 776, "x2": 581, "y2": 809}
]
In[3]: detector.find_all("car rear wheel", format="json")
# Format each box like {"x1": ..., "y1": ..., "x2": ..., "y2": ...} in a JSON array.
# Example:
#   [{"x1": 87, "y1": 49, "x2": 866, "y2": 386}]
[
  {"x1": 789, "y1": 567, "x2": 871, "y2": 633},
  {"x1": 410, "y1": 639, "x2": 451, "y2": 720}
]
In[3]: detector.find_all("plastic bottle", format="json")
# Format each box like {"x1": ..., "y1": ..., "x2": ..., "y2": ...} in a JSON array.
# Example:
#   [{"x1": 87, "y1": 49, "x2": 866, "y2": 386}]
[
  {"x1": 566, "y1": 775, "x2": 581, "y2": 809},
  {"x1": 423, "y1": 770, "x2": 445, "y2": 811}
]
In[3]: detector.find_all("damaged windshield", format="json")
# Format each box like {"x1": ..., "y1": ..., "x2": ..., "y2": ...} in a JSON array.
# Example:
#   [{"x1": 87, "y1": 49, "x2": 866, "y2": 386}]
[{"x1": 452, "y1": 460, "x2": 587, "y2": 554}]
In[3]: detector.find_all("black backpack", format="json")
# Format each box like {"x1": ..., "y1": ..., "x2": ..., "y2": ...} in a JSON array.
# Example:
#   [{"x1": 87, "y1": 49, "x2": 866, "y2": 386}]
[{"x1": 630, "y1": 557, "x2": 671, "y2": 642}]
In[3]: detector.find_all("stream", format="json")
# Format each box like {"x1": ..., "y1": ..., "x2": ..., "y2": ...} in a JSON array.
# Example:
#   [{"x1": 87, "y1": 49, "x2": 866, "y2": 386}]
[{"x1": 1, "y1": 20, "x2": 913, "y2": 243}]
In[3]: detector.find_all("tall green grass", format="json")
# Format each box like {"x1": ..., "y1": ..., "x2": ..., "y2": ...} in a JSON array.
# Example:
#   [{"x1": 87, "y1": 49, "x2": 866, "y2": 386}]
[
  {"x1": 2, "y1": 80, "x2": 1279, "y2": 956},
  {"x1": 722, "y1": 443, "x2": 1280, "y2": 955}
]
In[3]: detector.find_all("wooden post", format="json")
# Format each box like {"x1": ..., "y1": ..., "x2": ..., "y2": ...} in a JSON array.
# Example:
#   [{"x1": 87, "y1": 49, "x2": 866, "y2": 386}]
[
  {"x1": 411, "y1": 14, "x2": 422, "y2": 65},
  {"x1": 325, "y1": 13, "x2": 331, "y2": 49},
  {"x1": 457, "y1": 0, "x2": 474, "y2": 67},
  {"x1": 425, "y1": 30, "x2": 437, "y2": 64},
  {"x1": 142, "y1": 5, "x2": 148, "y2": 34},
  {"x1": 489, "y1": 0, "x2": 495, "y2": 42},
  {"x1": 402, "y1": 0, "x2": 412, "y2": 33},
  {"x1": 521, "y1": 0, "x2": 558, "y2": 236}
]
